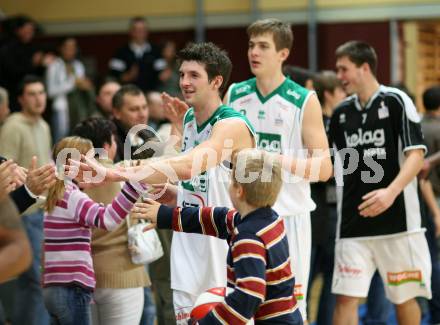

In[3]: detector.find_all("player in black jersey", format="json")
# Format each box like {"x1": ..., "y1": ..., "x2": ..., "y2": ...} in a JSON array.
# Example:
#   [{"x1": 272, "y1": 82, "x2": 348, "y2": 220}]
[{"x1": 329, "y1": 41, "x2": 431, "y2": 325}]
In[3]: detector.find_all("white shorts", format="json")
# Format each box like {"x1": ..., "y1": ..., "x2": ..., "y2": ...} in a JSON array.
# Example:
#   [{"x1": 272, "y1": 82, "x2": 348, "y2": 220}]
[
  {"x1": 91, "y1": 287, "x2": 144, "y2": 325},
  {"x1": 283, "y1": 213, "x2": 311, "y2": 320},
  {"x1": 332, "y1": 231, "x2": 432, "y2": 304},
  {"x1": 173, "y1": 290, "x2": 198, "y2": 325}
]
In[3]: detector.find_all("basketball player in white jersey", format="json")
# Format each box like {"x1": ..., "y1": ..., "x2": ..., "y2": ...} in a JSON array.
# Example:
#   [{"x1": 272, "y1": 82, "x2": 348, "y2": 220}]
[
  {"x1": 225, "y1": 19, "x2": 332, "y2": 321},
  {"x1": 72, "y1": 42, "x2": 255, "y2": 324}
]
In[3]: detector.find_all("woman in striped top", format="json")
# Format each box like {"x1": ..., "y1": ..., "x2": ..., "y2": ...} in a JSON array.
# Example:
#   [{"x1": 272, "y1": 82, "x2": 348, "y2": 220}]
[{"x1": 42, "y1": 136, "x2": 145, "y2": 325}]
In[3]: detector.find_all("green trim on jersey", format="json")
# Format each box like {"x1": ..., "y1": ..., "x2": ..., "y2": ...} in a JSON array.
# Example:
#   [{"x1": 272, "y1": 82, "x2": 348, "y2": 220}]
[
  {"x1": 183, "y1": 108, "x2": 195, "y2": 125},
  {"x1": 228, "y1": 78, "x2": 257, "y2": 103},
  {"x1": 229, "y1": 77, "x2": 311, "y2": 109},
  {"x1": 183, "y1": 104, "x2": 256, "y2": 135}
]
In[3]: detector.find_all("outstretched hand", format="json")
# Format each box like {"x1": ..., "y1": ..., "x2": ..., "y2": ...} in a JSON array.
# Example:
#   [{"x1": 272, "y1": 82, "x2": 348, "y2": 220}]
[
  {"x1": 131, "y1": 198, "x2": 161, "y2": 227},
  {"x1": 0, "y1": 160, "x2": 19, "y2": 201},
  {"x1": 147, "y1": 183, "x2": 178, "y2": 206},
  {"x1": 26, "y1": 156, "x2": 57, "y2": 196}
]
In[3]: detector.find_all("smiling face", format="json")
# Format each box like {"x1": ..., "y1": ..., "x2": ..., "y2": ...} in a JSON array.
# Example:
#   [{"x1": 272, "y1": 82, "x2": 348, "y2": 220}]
[
  {"x1": 248, "y1": 33, "x2": 289, "y2": 78},
  {"x1": 336, "y1": 56, "x2": 367, "y2": 96},
  {"x1": 179, "y1": 60, "x2": 221, "y2": 108}
]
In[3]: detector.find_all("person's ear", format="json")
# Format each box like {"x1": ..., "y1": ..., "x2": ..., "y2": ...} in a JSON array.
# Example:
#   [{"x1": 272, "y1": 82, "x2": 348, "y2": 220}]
[
  {"x1": 212, "y1": 75, "x2": 223, "y2": 91},
  {"x1": 279, "y1": 48, "x2": 290, "y2": 62}
]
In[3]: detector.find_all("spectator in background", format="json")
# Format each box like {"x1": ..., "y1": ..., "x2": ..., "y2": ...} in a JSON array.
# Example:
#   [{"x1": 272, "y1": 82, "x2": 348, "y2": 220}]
[
  {"x1": 0, "y1": 75, "x2": 51, "y2": 325},
  {"x1": 0, "y1": 15, "x2": 54, "y2": 112},
  {"x1": 158, "y1": 41, "x2": 180, "y2": 97},
  {"x1": 71, "y1": 117, "x2": 149, "y2": 325},
  {"x1": 421, "y1": 85, "x2": 440, "y2": 202},
  {"x1": 46, "y1": 37, "x2": 94, "y2": 142},
  {"x1": 111, "y1": 85, "x2": 159, "y2": 162},
  {"x1": 109, "y1": 17, "x2": 165, "y2": 92},
  {"x1": 0, "y1": 87, "x2": 10, "y2": 126},
  {"x1": 283, "y1": 65, "x2": 315, "y2": 90},
  {"x1": 145, "y1": 91, "x2": 175, "y2": 325},
  {"x1": 306, "y1": 71, "x2": 346, "y2": 325},
  {"x1": 94, "y1": 79, "x2": 121, "y2": 119},
  {"x1": 110, "y1": 85, "x2": 159, "y2": 324}
]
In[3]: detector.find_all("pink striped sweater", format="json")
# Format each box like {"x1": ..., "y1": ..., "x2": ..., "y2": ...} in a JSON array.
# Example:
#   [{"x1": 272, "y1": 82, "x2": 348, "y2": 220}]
[{"x1": 43, "y1": 181, "x2": 144, "y2": 290}]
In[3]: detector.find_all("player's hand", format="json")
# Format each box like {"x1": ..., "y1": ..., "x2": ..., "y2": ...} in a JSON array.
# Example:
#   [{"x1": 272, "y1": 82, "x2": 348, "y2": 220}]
[
  {"x1": 26, "y1": 156, "x2": 57, "y2": 196},
  {"x1": 358, "y1": 187, "x2": 398, "y2": 217},
  {"x1": 65, "y1": 155, "x2": 125, "y2": 188},
  {"x1": 147, "y1": 183, "x2": 177, "y2": 206},
  {"x1": 131, "y1": 199, "x2": 160, "y2": 226}
]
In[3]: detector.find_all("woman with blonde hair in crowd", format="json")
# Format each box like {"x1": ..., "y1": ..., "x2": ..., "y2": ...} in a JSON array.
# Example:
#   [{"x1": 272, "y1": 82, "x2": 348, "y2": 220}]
[{"x1": 42, "y1": 136, "x2": 145, "y2": 325}]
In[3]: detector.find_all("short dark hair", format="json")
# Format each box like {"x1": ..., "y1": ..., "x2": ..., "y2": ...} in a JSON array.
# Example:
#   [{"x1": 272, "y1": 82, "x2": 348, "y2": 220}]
[
  {"x1": 423, "y1": 85, "x2": 440, "y2": 112},
  {"x1": 335, "y1": 41, "x2": 378, "y2": 76},
  {"x1": 97, "y1": 77, "x2": 120, "y2": 94},
  {"x1": 314, "y1": 71, "x2": 342, "y2": 105},
  {"x1": 18, "y1": 75, "x2": 45, "y2": 96},
  {"x1": 247, "y1": 18, "x2": 293, "y2": 51},
  {"x1": 71, "y1": 117, "x2": 116, "y2": 149},
  {"x1": 177, "y1": 42, "x2": 232, "y2": 94},
  {"x1": 112, "y1": 84, "x2": 144, "y2": 110},
  {"x1": 283, "y1": 65, "x2": 315, "y2": 88}
]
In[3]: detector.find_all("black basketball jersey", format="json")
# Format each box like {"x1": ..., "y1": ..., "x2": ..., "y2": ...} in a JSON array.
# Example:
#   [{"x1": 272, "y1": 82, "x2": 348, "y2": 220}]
[{"x1": 329, "y1": 85, "x2": 426, "y2": 239}]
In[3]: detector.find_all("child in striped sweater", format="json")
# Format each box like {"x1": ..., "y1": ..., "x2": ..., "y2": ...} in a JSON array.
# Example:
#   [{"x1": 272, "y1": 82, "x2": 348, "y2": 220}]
[
  {"x1": 132, "y1": 149, "x2": 303, "y2": 324},
  {"x1": 42, "y1": 136, "x2": 145, "y2": 325}
]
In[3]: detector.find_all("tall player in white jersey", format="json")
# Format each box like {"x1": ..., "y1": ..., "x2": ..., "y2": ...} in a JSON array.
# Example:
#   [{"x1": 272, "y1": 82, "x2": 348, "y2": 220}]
[{"x1": 225, "y1": 19, "x2": 332, "y2": 322}]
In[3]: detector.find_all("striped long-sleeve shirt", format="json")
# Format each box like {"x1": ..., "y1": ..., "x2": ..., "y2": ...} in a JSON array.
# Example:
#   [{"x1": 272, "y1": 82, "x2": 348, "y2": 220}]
[
  {"x1": 157, "y1": 205, "x2": 302, "y2": 324},
  {"x1": 43, "y1": 181, "x2": 144, "y2": 290}
]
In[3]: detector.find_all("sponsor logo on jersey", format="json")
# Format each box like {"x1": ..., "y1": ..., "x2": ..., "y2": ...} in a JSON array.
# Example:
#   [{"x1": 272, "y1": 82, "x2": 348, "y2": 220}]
[
  {"x1": 344, "y1": 128, "x2": 385, "y2": 148},
  {"x1": 294, "y1": 284, "x2": 304, "y2": 300},
  {"x1": 235, "y1": 84, "x2": 251, "y2": 95},
  {"x1": 387, "y1": 270, "x2": 423, "y2": 286},
  {"x1": 256, "y1": 132, "x2": 281, "y2": 153},
  {"x1": 275, "y1": 115, "x2": 283, "y2": 126},
  {"x1": 378, "y1": 101, "x2": 389, "y2": 119},
  {"x1": 339, "y1": 113, "x2": 346, "y2": 124},
  {"x1": 258, "y1": 110, "x2": 265, "y2": 120},
  {"x1": 238, "y1": 98, "x2": 252, "y2": 105},
  {"x1": 286, "y1": 89, "x2": 301, "y2": 100}
]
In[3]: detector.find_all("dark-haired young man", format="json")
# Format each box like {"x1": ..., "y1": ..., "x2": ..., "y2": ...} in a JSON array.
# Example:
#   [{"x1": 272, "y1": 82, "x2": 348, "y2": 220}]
[
  {"x1": 329, "y1": 41, "x2": 431, "y2": 325},
  {"x1": 75, "y1": 42, "x2": 256, "y2": 324},
  {"x1": 225, "y1": 18, "x2": 332, "y2": 321}
]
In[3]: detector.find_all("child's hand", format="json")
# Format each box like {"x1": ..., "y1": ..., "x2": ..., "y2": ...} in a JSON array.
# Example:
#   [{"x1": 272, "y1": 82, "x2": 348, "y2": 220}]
[{"x1": 131, "y1": 198, "x2": 160, "y2": 225}]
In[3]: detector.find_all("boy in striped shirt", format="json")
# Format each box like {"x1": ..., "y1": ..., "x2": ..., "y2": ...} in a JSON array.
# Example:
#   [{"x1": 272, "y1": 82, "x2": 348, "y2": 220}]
[{"x1": 132, "y1": 149, "x2": 303, "y2": 324}]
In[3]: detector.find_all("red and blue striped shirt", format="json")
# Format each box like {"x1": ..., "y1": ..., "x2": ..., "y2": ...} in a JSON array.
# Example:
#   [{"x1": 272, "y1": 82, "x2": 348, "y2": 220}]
[{"x1": 157, "y1": 205, "x2": 302, "y2": 324}]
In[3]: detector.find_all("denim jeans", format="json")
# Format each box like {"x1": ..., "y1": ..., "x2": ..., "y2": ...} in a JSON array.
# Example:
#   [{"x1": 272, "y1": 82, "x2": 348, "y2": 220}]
[
  {"x1": 13, "y1": 210, "x2": 50, "y2": 325},
  {"x1": 43, "y1": 286, "x2": 92, "y2": 325},
  {"x1": 140, "y1": 286, "x2": 157, "y2": 325},
  {"x1": 424, "y1": 206, "x2": 440, "y2": 323}
]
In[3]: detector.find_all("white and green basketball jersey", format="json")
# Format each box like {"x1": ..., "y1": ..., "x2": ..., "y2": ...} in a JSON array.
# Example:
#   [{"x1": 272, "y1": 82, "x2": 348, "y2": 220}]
[
  {"x1": 227, "y1": 77, "x2": 316, "y2": 216},
  {"x1": 171, "y1": 104, "x2": 255, "y2": 295}
]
